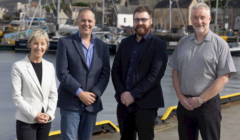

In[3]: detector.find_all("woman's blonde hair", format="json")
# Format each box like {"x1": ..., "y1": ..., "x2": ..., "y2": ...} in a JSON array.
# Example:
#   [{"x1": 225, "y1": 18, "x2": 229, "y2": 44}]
[{"x1": 27, "y1": 29, "x2": 50, "y2": 48}]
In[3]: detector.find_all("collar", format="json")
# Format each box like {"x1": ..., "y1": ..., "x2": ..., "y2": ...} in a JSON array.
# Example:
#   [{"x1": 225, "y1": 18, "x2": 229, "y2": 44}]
[
  {"x1": 78, "y1": 32, "x2": 95, "y2": 44},
  {"x1": 190, "y1": 30, "x2": 213, "y2": 42},
  {"x1": 25, "y1": 55, "x2": 45, "y2": 68}
]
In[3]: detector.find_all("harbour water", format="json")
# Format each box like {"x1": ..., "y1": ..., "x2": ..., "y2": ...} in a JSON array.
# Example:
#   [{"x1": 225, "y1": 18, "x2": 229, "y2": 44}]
[{"x1": 0, "y1": 50, "x2": 239, "y2": 140}]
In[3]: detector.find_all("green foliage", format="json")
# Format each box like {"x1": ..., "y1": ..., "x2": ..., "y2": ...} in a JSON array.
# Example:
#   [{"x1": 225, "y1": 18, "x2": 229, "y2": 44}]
[
  {"x1": 44, "y1": 5, "x2": 56, "y2": 12},
  {"x1": 4, "y1": 15, "x2": 12, "y2": 21},
  {"x1": 61, "y1": 3, "x2": 69, "y2": 12},
  {"x1": 71, "y1": 2, "x2": 89, "y2": 7},
  {"x1": 44, "y1": 3, "x2": 69, "y2": 13},
  {"x1": 205, "y1": 0, "x2": 227, "y2": 8}
]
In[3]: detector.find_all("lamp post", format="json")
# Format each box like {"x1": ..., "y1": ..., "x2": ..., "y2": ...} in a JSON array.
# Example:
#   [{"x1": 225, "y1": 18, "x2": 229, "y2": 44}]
[
  {"x1": 102, "y1": 0, "x2": 104, "y2": 25},
  {"x1": 215, "y1": 0, "x2": 219, "y2": 25},
  {"x1": 225, "y1": 0, "x2": 229, "y2": 29},
  {"x1": 57, "y1": 0, "x2": 60, "y2": 25},
  {"x1": 169, "y1": 0, "x2": 172, "y2": 31}
]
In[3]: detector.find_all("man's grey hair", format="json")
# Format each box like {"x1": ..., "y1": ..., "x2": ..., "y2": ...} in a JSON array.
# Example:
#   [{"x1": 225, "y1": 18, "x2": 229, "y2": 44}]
[
  {"x1": 77, "y1": 8, "x2": 95, "y2": 19},
  {"x1": 191, "y1": 3, "x2": 211, "y2": 16}
]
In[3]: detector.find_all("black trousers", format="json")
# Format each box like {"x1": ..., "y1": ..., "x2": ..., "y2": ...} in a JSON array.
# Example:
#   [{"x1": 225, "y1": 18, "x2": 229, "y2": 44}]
[
  {"x1": 16, "y1": 120, "x2": 51, "y2": 140},
  {"x1": 177, "y1": 94, "x2": 222, "y2": 140},
  {"x1": 117, "y1": 103, "x2": 158, "y2": 140}
]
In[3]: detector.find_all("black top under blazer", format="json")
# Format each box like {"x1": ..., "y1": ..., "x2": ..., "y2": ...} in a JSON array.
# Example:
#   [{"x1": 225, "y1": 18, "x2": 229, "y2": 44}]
[
  {"x1": 56, "y1": 33, "x2": 110, "y2": 113},
  {"x1": 112, "y1": 33, "x2": 168, "y2": 109}
]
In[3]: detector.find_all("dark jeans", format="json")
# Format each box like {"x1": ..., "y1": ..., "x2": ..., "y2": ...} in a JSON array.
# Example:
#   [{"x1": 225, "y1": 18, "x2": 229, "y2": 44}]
[
  {"x1": 117, "y1": 103, "x2": 158, "y2": 140},
  {"x1": 16, "y1": 120, "x2": 51, "y2": 140},
  {"x1": 177, "y1": 94, "x2": 222, "y2": 140}
]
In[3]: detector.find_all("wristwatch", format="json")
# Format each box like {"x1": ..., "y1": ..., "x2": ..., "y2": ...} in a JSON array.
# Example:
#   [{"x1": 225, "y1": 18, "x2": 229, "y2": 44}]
[{"x1": 198, "y1": 97, "x2": 204, "y2": 104}]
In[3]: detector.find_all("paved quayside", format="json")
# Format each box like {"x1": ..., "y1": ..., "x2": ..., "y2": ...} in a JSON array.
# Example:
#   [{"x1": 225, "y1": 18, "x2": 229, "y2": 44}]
[{"x1": 92, "y1": 100, "x2": 240, "y2": 140}]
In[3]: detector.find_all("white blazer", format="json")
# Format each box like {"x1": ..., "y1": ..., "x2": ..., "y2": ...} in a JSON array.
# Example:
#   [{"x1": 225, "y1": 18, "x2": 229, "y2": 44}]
[{"x1": 11, "y1": 55, "x2": 58, "y2": 124}]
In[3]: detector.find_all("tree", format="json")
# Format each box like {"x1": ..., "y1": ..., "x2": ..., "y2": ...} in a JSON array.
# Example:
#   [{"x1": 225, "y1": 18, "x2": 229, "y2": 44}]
[
  {"x1": 4, "y1": 15, "x2": 12, "y2": 21},
  {"x1": 60, "y1": 3, "x2": 69, "y2": 12},
  {"x1": 45, "y1": 5, "x2": 56, "y2": 12},
  {"x1": 205, "y1": 0, "x2": 227, "y2": 8},
  {"x1": 44, "y1": 3, "x2": 69, "y2": 13}
]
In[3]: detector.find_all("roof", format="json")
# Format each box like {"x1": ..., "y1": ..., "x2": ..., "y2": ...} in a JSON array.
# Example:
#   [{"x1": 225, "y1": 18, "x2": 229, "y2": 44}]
[
  {"x1": 89, "y1": 2, "x2": 102, "y2": 8},
  {"x1": 228, "y1": 0, "x2": 240, "y2": 8},
  {"x1": 70, "y1": 6, "x2": 89, "y2": 12},
  {"x1": 4, "y1": 11, "x2": 19, "y2": 14},
  {"x1": 155, "y1": 0, "x2": 193, "y2": 9},
  {"x1": 59, "y1": 9, "x2": 69, "y2": 19},
  {"x1": 105, "y1": 0, "x2": 121, "y2": 4},
  {"x1": 3, "y1": 11, "x2": 20, "y2": 17},
  {"x1": 115, "y1": 5, "x2": 138, "y2": 14}
]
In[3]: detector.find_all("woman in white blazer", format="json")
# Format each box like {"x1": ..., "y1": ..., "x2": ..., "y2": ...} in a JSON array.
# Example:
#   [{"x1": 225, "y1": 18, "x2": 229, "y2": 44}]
[{"x1": 11, "y1": 29, "x2": 58, "y2": 140}]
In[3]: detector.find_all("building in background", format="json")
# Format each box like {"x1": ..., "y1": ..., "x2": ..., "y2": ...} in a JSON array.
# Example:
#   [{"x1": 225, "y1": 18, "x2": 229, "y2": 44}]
[
  {"x1": 154, "y1": 0, "x2": 198, "y2": 30},
  {"x1": 112, "y1": 2, "x2": 138, "y2": 28},
  {"x1": 89, "y1": 2, "x2": 102, "y2": 25},
  {"x1": 89, "y1": 0, "x2": 123, "y2": 26},
  {"x1": 58, "y1": 9, "x2": 69, "y2": 24},
  {"x1": 224, "y1": 0, "x2": 240, "y2": 31},
  {"x1": 66, "y1": 3, "x2": 88, "y2": 24},
  {"x1": 0, "y1": 7, "x2": 7, "y2": 20},
  {"x1": 17, "y1": 2, "x2": 47, "y2": 19},
  {"x1": 129, "y1": 0, "x2": 159, "y2": 11}
]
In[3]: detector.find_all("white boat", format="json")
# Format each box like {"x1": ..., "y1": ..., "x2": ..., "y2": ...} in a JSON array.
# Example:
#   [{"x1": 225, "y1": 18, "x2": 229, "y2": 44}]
[
  {"x1": 58, "y1": 24, "x2": 102, "y2": 36},
  {"x1": 228, "y1": 42, "x2": 240, "y2": 54}
]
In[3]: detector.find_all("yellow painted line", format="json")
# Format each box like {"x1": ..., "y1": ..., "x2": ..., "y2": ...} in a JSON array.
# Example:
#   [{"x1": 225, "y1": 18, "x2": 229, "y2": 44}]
[
  {"x1": 161, "y1": 106, "x2": 177, "y2": 121},
  {"x1": 96, "y1": 120, "x2": 120, "y2": 132},
  {"x1": 220, "y1": 92, "x2": 240, "y2": 99},
  {"x1": 161, "y1": 92, "x2": 240, "y2": 121},
  {"x1": 49, "y1": 130, "x2": 61, "y2": 136},
  {"x1": 47, "y1": 120, "x2": 119, "y2": 137}
]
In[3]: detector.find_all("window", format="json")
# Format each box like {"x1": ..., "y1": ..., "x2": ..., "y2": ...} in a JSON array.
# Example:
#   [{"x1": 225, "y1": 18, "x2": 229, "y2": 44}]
[
  {"x1": 124, "y1": 18, "x2": 126, "y2": 23},
  {"x1": 163, "y1": 17, "x2": 166, "y2": 22},
  {"x1": 176, "y1": 17, "x2": 178, "y2": 21}
]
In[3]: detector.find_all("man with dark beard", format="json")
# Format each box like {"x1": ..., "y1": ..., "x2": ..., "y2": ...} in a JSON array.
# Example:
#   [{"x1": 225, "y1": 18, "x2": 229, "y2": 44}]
[{"x1": 111, "y1": 6, "x2": 168, "y2": 140}]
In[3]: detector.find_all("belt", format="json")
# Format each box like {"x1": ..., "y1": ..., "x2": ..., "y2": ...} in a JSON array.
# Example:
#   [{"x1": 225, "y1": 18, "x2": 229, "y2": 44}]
[{"x1": 183, "y1": 95, "x2": 198, "y2": 98}]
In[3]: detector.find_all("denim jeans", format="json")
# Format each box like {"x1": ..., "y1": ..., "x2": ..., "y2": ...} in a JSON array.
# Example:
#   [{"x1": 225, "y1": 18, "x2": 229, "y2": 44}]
[{"x1": 60, "y1": 108, "x2": 97, "y2": 140}]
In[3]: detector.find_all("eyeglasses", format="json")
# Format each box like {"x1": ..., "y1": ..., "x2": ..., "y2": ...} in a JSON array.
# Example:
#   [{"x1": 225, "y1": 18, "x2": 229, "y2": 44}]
[{"x1": 133, "y1": 18, "x2": 151, "y2": 23}]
